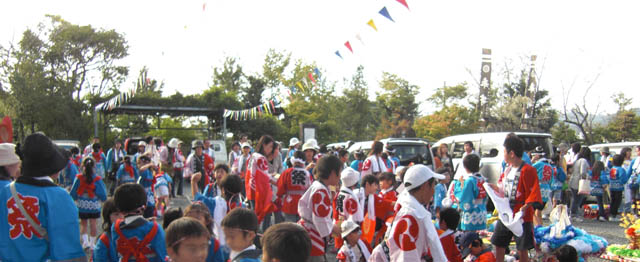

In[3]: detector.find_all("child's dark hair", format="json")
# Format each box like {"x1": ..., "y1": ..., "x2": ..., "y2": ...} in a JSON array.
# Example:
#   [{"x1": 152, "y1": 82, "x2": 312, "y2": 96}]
[
  {"x1": 114, "y1": 183, "x2": 147, "y2": 213},
  {"x1": 214, "y1": 163, "x2": 230, "y2": 174},
  {"x1": 503, "y1": 135, "x2": 524, "y2": 158},
  {"x1": 219, "y1": 174, "x2": 243, "y2": 200},
  {"x1": 163, "y1": 207, "x2": 184, "y2": 229},
  {"x1": 592, "y1": 161, "x2": 604, "y2": 180},
  {"x1": 221, "y1": 208, "x2": 258, "y2": 234},
  {"x1": 362, "y1": 174, "x2": 379, "y2": 186},
  {"x1": 379, "y1": 172, "x2": 395, "y2": 183},
  {"x1": 550, "y1": 154, "x2": 561, "y2": 165},
  {"x1": 552, "y1": 244, "x2": 578, "y2": 262},
  {"x1": 262, "y1": 222, "x2": 311, "y2": 262},
  {"x1": 337, "y1": 149, "x2": 347, "y2": 159},
  {"x1": 71, "y1": 147, "x2": 80, "y2": 155},
  {"x1": 439, "y1": 208, "x2": 460, "y2": 230},
  {"x1": 165, "y1": 217, "x2": 211, "y2": 253},
  {"x1": 463, "y1": 154, "x2": 480, "y2": 173},
  {"x1": 613, "y1": 154, "x2": 625, "y2": 166},
  {"x1": 397, "y1": 166, "x2": 410, "y2": 183},
  {"x1": 101, "y1": 198, "x2": 118, "y2": 232},
  {"x1": 314, "y1": 155, "x2": 342, "y2": 180},
  {"x1": 82, "y1": 157, "x2": 96, "y2": 185},
  {"x1": 92, "y1": 143, "x2": 101, "y2": 152},
  {"x1": 185, "y1": 202, "x2": 213, "y2": 233},
  {"x1": 464, "y1": 141, "x2": 474, "y2": 150}
]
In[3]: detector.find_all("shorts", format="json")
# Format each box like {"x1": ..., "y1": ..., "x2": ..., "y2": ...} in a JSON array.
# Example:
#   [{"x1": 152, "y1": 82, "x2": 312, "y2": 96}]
[
  {"x1": 491, "y1": 220, "x2": 535, "y2": 251},
  {"x1": 155, "y1": 186, "x2": 169, "y2": 198},
  {"x1": 79, "y1": 212, "x2": 100, "y2": 219}
]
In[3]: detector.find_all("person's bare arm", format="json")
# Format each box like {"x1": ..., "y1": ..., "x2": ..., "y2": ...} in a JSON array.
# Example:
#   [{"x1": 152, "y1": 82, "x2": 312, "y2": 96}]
[{"x1": 191, "y1": 172, "x2": 202, "y2": 198}]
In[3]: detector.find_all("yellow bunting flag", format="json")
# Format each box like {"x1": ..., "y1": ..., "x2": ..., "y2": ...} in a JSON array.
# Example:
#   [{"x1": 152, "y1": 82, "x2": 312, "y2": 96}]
[
  {"x1": 367, "y1": 19, "x2": 378, "y2": 31},
  {"x1": 296, "y1": 82, "x2": 305, "y2": 93}
]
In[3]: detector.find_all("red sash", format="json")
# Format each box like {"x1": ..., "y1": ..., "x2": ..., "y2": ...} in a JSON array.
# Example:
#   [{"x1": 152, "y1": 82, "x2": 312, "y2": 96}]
[
  {"x1": 99, "y1": 233, "x2": 110, "y2": 248},
  {"x1": 76, "y1": 175, "x2": 101, "y2": 198},
  {"x1": 92, "y1": 152, "x2": 103, "y2": 162},
  {"x1": 124, "y1": 164, "x2": 135, "y2": 178},
  {"x1": 115, "y1": 219, "x2": 159, "y2": 262}
]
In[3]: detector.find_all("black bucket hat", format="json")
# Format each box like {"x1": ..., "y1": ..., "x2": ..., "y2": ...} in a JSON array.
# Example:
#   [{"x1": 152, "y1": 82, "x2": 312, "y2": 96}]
[{"x1": 20, "y1": 132, "x2": 67, "y2": 177}]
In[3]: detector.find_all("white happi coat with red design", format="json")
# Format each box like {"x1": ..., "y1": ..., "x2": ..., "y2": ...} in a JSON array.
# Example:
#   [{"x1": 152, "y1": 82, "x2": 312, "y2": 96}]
[
  {"x1": 298, "y1": 180, "x2": 334, "y2": 256},
  {"x1": 361, "y1": 155, "x2": 387, "y2": 176},
  {"x1": 334, "y1": 186, "x2": 364, "y2": 223},
  {"x1": 387, "y1": 191, "x2": 447, "y2": 262}
]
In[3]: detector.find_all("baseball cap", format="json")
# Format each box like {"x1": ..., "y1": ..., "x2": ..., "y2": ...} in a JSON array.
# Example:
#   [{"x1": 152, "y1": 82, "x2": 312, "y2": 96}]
[
  {"x1": 403, "y1": 164, "x2": 445, "y2": 191},
  {"x1": 241, "y1": 142, "x2": 252, "y2": 149},
  {"x1": 460, "y1": 231, "x2": 482, "y2": 258},
  {"x1": 340, "y1": 167, "x2": 360, "y2": 188}
]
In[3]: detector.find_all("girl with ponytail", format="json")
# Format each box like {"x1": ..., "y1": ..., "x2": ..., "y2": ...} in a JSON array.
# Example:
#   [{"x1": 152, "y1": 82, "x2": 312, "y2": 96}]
[{"x1": 71, "y1": 157, "x2": 108, "y2": 250}]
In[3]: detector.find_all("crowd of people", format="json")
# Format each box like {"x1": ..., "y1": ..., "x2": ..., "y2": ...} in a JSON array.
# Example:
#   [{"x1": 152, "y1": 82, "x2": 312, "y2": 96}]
[{"x1": 2, "y1": 130, "x2": 630, "y2": 262}]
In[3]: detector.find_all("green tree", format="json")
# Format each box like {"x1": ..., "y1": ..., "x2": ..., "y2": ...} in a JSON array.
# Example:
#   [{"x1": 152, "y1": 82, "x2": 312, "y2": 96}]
[
  {"x1": 414, "y1": 104, "x2": 479, "y2": 141},
  {"x1": 336, "y1": 65, "x2": 377, "y2": 141},
  {"x1": 550, "y1": 122, "x2": 579, "y2": 145},
  {"x1": 612, "y1": 92, "x2": 632, "y2": 112},
  {"x1": 0, "y1": 15, "x2": 128, "y2": 142},
  {"x1": 212, "y1": 57, "x2": 244, "y2": 95},
  {"x1": 376, "y1": 73, "x2": 419, "y2": 138},
  {"x1": 428, "y1": 83, "x2": 469, "y2": 108}
]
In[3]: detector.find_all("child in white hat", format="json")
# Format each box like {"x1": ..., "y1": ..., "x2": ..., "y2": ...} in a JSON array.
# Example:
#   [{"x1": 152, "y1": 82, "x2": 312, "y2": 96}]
[
  {"x1": 0, "y1": 143, "x2": 20, "y2": 187},
  {"x1": 336, "y1": 220, "x2": 371, "y2": 262}
]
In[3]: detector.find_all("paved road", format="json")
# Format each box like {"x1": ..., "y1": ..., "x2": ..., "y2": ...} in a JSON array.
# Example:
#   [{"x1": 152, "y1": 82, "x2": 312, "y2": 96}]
[{"x1": 89, "y1": 181, "x2": 623, "y2": 261}]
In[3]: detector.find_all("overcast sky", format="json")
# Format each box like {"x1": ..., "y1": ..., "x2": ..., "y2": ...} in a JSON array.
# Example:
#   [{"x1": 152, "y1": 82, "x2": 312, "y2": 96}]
[{"x1": 2, "y1": 0, "x2": 639, "y2": 116}]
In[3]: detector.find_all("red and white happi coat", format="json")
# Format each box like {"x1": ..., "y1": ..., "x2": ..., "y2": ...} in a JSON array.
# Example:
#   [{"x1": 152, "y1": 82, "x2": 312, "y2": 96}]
[
  {"x1": 361, "y1": 155, "x2": 387, "y2": 176},
  {"x1": 246, "y1": 152, "x2": 274, "y2": 223},
  {"x1": 298, "y1": 180, "x2": 334, "y2": 256},
  {"x1": 334, "y1": 186, "x2": 364, "y2": 223},
  {"x1": 277, "y1": 167, "x2": 312, "y2": 215},
  {"x1": 387, "y1": 192, "x2": 448, "y2": 262}
]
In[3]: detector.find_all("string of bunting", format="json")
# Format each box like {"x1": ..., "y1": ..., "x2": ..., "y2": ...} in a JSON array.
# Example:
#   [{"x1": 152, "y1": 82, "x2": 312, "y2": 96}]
[
  {"x1": 97, "y1": 87, "x2": 137, "y2": 112},
  {"x1": 335, "y1": 0, "x2": 410, "y2": 59},
  {"x1": 223, "y1": 98, "x2": 283, "y2": 121}
]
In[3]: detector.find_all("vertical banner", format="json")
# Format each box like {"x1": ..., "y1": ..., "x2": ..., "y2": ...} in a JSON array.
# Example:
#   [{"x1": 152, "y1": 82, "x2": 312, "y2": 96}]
[{"x1": 478, "y1": 48, "x2": 492, "y2": 119}]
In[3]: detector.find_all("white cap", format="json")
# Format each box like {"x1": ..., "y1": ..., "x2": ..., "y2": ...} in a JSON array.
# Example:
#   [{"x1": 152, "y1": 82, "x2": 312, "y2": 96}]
[
  {"x1": 403, "y1": 164, "x2": 445, "y2": 191},
  {"x1": 137, "y1": 141, "x2": 147, "y2": 147},
  {"x1": 167, "y1": 138, "x2": 181, "y2": 148},
  {"x1": 241, "y1": 142, "x2": 252, "y2": 149},
  {"x1": 0, "y1": 143, "x2": 20, "y2": 166},
  {"x1": 340, "y1": 167, "x2": 360, "y2": 188},
  {"x1": 341, "y1": 220, "x2": 361, "y2": 238},
  {"x1": 289, "y1": 137, "x2": 300, "y2": 147}
]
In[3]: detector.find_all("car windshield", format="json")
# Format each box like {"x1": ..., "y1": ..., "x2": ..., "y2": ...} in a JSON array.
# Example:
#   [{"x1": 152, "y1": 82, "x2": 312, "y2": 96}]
[
  {"x1": 392, "y1": 144, "x2": 432, "y2": 166},
  {"x1": 519, "y1": 136, "x2": 553, "y2": 157}
]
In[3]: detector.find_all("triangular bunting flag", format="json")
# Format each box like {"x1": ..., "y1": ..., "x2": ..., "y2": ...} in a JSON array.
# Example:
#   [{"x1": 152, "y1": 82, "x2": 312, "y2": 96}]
[
  {"x1": 367, "y1": 19, "x2": 378, "y2": 31},
  {"x1": 356, "y1": 34, "x2": 365, "y2": 45},
  {"x1": 296, "y1": 82, "x2": 305, "y2": 93},
  {"x1": 308, "y1": 72, "x2": 316, "y2": 84},
  {"x1": 345, "y1": 41, "x2": 353, "y2": 53},
  {"x1": 335, "y1": 51, "x2": 343, "y2": 59},
  {"x1": 379, "y1": 7, "x2": 394, "y2": 22},
  {"x1": 314, "y1": 68, "x2": 321, "y2": 79},
  {"x1": 396, "y1": 0, "x2": 409, "y2": 10}
]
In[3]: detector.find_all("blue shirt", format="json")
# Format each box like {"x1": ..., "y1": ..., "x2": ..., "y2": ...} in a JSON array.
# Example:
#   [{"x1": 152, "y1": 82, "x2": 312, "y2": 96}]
[
  {"x1": 70, "y1": 174, "x2": 108, "y2": 214},
  {"x1": 532, "y1": 159, "x2": 554, "y2": 203},
  {"x1": 459, "y1": 174, "x2": 487, "y2": 231},
  {"x1": 609, "y1": 166, "x2": 629, "y2": 191},
  {"x1": 116, "y1": 163, "x2": 139, "y2": 185},
  {"x1": 550, "y1": 164, "x2": 566, "y2": 191},
  {"x1": 93, "y1": 232, "x2": 114, "y2": 262},
  {"x1": 105, "y1": 148, "x2": 125, "y2": 172},
  {"x1": 350, "y1": 160, "x2": 363, "y2": 172},
  {"x1": 109, "y1": 216, "x2": 167, "y2": 262},
  {"x1": 0, "y1": 177, "x2": 85, "y2": 261},
  {"x1": 433, "y1": 183, "x2": 447, "y2": 210}
]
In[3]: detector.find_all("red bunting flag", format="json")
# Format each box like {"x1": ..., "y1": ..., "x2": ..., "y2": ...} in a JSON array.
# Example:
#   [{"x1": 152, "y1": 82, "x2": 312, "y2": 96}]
[
  {"x1": 396, "y1": 0, "x2": 409, "y2": 10},
  {"x1": 308, "y1": 72, "x2": 316, "y2": 84},
  {"x1": 345, "y1": 41, "x2": 353, "y2": 53},
  {"x1": 202, "y1": 3, "x2": 206, "y2": 11}
]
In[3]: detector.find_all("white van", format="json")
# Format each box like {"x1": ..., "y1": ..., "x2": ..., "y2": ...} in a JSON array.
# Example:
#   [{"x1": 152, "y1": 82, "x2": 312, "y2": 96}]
[
  {"x1": 433, "y1": 132, "x2": 554, "y2": 183},
  {"x1": 210, "y1": 140, "x2": 228, "y2": 165}
]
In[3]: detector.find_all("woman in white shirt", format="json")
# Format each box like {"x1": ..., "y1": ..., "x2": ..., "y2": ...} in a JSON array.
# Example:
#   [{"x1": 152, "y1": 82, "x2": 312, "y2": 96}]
[{"x1": 361, "y1": 141, "x2": 387, "y2": 176}]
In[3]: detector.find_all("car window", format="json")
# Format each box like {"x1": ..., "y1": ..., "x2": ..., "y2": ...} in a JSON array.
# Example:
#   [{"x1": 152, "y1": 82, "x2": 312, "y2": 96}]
[
  {"x1": 392, "y1": 144, "x2": 432, "y2": 166},
  {"x1": 452, "y1": 142, "x2": 466, "y2": 158},
  {"x1": 519, "y1": 136, "x2": 553, "y2": 157},
  {"x1": 213, "y1": 144, "x2": 221, "y2": 151},
  {"x1": 480, "y1": 140, "x2": 501, "y2": 158}
]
